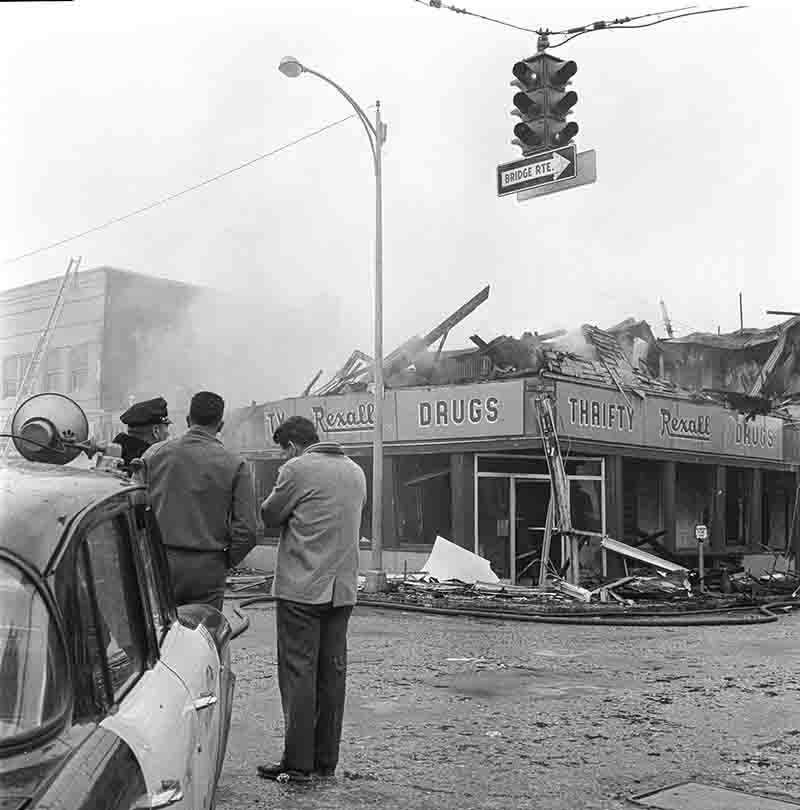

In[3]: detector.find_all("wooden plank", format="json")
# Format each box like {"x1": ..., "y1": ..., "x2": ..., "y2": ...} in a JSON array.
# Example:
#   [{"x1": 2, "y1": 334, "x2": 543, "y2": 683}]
[
  {"x1": 538, "y1": 497, "x2": 554, "y2": 586},
  {"x1": 588, "y1": 575, "x2": 636, "y2": 596},
  {"x1": 534, "y1": 396, "x2": 580, "y2": 585},
  {"x1": 422, "y1": 286, "x2": 490, "y2": 346},
  {"x1": 600, "y1": 536, "x2": 688, "y2": 573},
  {"x1": 549, "y1": 577, "x2": 592, "y2": 602},
  {"x1": 434, "y1": 331, "x2": 449, "y2": 360},
  {"x1": 750, "y1": 326, "x2": 790, "y2": 396},
  {"x1": 301, "y1": 369, "x2": 323, "y2": 396}
]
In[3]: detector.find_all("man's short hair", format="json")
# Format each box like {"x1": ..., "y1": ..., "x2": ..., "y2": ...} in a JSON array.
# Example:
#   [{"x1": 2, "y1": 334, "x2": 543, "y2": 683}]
[
  {"x1": 189, "y1": 391, "x2": 225, "y2": 426},
  {"x1": 273, "y1": 416, "x2": 319, "y2": 449}
]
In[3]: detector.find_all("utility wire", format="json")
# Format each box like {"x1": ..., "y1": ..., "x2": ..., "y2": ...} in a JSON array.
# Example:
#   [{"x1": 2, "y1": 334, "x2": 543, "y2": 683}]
[
  {"x1": 411, "y1": 0, "x2": 538, "y2": 34},
  {"x1": 549, "y1": 5, "x2": 747, "y2": 48},
  {"x1": 413, "y1": 0, "x2": 747, "y2": 46},
  {"x1": 4, "y1": 109, "x2": 373, "y2": 265},
  {"x1": 549, "y1": 5, "x2": 698, "y2": 34}
]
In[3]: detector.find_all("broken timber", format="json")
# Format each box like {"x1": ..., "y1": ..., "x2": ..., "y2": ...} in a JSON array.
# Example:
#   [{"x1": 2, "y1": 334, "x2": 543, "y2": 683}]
[
  {"x1": 549, "y1": 577, "x2": 592, "y2": 602},
  {"x1": 534, "y1": 396, "x2": 581, "y2": 586},
  {"x1": 314, "y1": 286, "x2": 491, "y2": 395},
  {"x1": 600, "y1": 536, "x2": 689, "y2": 574}
]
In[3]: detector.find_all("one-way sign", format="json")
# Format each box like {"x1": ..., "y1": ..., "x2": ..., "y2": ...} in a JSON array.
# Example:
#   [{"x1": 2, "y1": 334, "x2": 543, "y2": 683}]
[{"x1": 496, "y1": 145, "x2": 577, "y2": 197}]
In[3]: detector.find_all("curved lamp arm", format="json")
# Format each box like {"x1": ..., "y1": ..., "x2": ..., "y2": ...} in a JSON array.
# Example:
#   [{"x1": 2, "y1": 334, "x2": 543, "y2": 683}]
[{"x1": 300, "y1": 66, "x2": 379, "y2": 163}]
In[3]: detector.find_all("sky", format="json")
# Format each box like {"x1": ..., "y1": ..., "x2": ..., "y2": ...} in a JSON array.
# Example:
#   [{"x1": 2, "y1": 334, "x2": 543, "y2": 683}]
[{"x1": 1, "y1": 0, "x2": 797, "y2": 403}]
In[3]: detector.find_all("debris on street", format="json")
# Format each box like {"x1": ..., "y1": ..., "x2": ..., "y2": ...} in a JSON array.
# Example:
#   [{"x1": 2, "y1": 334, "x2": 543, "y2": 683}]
[
  {"x1": 600, "y1": 536, "x2": 689, "y2": 574},
  {"x1": 420, "y1": 535, "x2": 500, "y2": 585}
]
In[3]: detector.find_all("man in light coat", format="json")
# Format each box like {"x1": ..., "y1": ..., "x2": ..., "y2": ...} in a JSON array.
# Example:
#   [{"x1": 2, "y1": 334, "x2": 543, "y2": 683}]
[{"x1": 257, "y1": 415, "x2": 366, "y2": 784}]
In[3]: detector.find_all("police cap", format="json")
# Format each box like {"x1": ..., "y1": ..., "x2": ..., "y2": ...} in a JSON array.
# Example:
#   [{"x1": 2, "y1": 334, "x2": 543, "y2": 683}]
[{"x1": 120, "y1": 397, "x2": 171, "y2": 427}]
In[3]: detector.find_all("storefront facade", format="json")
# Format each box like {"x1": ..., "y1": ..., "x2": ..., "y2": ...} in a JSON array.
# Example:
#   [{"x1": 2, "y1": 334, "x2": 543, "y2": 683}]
[{"x1": 231, "y1": 376, "x2": 800, "y2": 580}]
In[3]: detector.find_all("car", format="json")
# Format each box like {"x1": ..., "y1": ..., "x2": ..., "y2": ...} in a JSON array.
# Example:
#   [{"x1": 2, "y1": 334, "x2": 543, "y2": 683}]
[{"x1": 0, "y1": 394, "x2": 237, "y2": 810}]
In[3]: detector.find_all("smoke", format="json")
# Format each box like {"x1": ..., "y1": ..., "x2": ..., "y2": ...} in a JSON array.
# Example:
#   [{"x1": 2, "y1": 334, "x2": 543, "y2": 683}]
[
  {"x1": 548, "y1": 328, "x2": 597, "y2": 361},
  {"x1": 123, "y1": 285, "x2": 360, "y2": 416}
]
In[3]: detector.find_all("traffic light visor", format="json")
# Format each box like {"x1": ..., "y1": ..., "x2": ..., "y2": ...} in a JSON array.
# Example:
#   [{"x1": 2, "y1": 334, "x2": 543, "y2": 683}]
[
  {"x1": 512, "y1": 61, "x2": 536, "y2": 84},
  {"x1": 551, "y1": 59, "x2": 577, "y2": 86}
]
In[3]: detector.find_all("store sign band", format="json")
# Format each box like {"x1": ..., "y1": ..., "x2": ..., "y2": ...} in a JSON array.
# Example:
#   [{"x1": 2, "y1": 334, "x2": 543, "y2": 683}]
[
  {"x1": 262, "y1": 381, "x2": 525, "y2": 445},
  {"x1": 555, "y1": 381, "x2": 783, "y2": 461},
  {"x1": 260, "y1": 379, "x2": 784, "y2": 461}
]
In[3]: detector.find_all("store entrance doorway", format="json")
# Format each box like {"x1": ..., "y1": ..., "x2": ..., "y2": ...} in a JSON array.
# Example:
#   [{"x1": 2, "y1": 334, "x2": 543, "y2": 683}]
[{"x1": 514, "y1": 480, "x2": 551, "y2": 585}]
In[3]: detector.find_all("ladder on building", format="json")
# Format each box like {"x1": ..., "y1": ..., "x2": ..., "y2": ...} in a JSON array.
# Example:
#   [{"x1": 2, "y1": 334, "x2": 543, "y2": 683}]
[
  {"x1": 0, "y1": 257, "x2": 81, "y2": 459},
  {"x1": 533, "y1": 396, "x2": 581, "y2": 586}
]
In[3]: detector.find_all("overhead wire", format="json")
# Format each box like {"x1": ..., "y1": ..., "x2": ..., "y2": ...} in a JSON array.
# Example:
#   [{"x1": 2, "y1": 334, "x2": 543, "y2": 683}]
[
  {"x1": 548, "y1": 5, "x2": 698, "y2": 34},
  {"x1": 548, "y1": 5, "x2": 748, "y2": 48},
  {"x1": 4, "y1": 108, "x2": 374, "y2": 265},
  {"x1": 412, "y1": 0, "x2": 747, "y2": 47},
  {"x1": 411, "y1": 0, "x2": 538, "y2": 34}
]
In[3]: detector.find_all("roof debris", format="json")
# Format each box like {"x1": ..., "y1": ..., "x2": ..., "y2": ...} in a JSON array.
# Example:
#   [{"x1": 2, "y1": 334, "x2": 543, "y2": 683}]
[{"x1": 295, "y1": 285, "x2": 800, "y2": 424}]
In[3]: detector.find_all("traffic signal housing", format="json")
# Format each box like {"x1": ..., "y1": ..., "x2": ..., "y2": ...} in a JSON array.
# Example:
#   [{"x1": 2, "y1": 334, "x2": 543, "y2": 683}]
[{"x1": 511, "y1": 54, "x2": 579, "y2": 155}]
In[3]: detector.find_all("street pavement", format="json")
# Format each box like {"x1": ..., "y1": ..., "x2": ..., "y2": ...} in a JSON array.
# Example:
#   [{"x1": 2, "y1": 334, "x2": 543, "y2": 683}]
[{"x1": 216, "y1": 601, "x2": 800, "y2": 810}]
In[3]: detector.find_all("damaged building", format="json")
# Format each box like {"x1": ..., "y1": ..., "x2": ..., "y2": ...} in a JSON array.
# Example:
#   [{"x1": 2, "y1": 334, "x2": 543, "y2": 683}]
[
  {"x1": 225, "y1": 287, "x2": 800, "y2": 583},
  {"x1": 0, "y1": 266, "x2": 204, "y2": 441}
]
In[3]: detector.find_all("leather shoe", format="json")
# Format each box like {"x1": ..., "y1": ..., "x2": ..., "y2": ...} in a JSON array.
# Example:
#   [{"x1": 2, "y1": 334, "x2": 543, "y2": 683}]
[{"x1": 257, "y1": 763, "x2": 311, "y2": 784}]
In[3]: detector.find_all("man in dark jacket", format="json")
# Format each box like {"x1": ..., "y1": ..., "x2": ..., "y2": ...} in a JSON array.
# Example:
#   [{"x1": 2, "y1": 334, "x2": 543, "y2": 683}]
[
  {"x1": 257, "y1": 416, "x2": 366, "y2": 784},
  {"x1": 139, "y1": 391, "x2": 257, "y2": 610},
  {"x1": 112, "y1": 396, "x2": 171, "y2": 472}
]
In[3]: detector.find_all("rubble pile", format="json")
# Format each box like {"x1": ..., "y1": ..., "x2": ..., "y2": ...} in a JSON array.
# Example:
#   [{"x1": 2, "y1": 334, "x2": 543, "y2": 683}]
[{"x1": 355, "y1": 536, "x2": 798, "y2": 615}]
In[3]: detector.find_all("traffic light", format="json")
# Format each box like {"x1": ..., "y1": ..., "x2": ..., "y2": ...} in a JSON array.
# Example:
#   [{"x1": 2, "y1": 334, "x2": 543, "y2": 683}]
[{"x1": 511, "y1": 53, "x2": 579, "y2": 155}]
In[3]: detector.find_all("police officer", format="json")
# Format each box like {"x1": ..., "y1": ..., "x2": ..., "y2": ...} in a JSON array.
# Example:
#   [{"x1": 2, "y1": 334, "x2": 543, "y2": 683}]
[{"x1": 112, "y1": 397, "x2": 171, "y2": 470}]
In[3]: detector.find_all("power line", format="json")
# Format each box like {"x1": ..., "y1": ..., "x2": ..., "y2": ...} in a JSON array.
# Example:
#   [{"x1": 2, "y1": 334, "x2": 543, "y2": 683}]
[
  {"x1": 411, "y1": 0, "x2": 538, "y2": 34},
  {"x1": 549, "y1": 5, "x2": 697, "y2": 34},
  {"x1": 549, "y1": 5, "x2": 748, "y2": 48},
  {"x1": 4, "y1": 109, "x2": 372, "y2": 265},
  {"x1": 412, "y1": 0, "x2": 747, "y2": 46}
]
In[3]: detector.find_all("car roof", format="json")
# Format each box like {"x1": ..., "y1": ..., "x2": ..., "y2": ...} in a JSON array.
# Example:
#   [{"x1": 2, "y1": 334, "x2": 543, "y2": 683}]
[{"x1": 0, "y1": 461, "x2": 139, "y2": 573}]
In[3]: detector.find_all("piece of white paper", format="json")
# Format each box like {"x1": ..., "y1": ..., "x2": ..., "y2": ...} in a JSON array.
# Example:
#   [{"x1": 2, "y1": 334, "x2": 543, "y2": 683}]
[{"x1": 421, "y1": 535, "x2": 500, "y2": 584}]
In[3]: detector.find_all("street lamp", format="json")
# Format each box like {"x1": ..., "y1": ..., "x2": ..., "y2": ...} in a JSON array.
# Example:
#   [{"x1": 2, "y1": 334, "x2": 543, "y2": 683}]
[{"x1": 279, "y1": 56, "x2": 386, "y2": 575}]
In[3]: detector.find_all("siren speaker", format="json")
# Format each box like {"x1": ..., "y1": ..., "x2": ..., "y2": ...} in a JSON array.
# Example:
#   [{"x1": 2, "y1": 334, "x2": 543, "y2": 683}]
[{"x1": 11, "y1": 393, "x2": 89, "y2": 464}]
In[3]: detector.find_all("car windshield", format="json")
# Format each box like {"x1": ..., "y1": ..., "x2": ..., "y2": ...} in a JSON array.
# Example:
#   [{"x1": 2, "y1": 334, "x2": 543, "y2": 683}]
[{"x1": 0, "y1": 559, "x2": 69, "y2": 747}]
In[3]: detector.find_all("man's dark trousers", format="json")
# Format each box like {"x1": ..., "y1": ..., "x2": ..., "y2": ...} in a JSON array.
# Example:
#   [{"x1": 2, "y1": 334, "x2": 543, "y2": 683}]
[
  {"x1": 166, "y1": 548, "x2": 228, "y2": 611},
  {"x1": 276, "y1": 598, "x2": 353, "y2": 774}
]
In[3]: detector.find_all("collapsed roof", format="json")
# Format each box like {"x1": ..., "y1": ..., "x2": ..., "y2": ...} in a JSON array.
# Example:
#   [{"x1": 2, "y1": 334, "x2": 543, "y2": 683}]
[{"x1": 296, "y1": 287, "x2": 800, "y2": 420}]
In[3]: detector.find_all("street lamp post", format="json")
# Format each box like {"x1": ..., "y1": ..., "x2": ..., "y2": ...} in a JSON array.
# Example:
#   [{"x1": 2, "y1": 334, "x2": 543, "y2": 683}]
[{"x1": 279, "y1": 57, "x2": 386, "y2": 574}]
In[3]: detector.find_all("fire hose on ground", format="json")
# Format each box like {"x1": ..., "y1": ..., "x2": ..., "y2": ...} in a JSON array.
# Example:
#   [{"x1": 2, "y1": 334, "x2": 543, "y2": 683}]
[{"x1": 224, "y1": 575, "x2": 800, "y2": 630}]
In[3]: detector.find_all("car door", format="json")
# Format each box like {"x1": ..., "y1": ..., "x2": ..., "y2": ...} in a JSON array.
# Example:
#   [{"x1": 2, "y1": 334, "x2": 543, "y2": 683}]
[
  {"x1": 69, "y1": 500, "x2": 199, "y2": 810},
  {"x1": 128, "y1": 496, "x2": 221, "y2": 810}
]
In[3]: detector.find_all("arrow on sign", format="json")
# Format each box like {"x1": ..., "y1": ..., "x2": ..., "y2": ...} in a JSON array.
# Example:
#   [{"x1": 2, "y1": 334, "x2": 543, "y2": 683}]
[
  {"x1": 548, "y1": 151, "x2": 572, "y2": 179},
  {"x1": 496, "y1": 145, "x2": 577, "y2": 196}
]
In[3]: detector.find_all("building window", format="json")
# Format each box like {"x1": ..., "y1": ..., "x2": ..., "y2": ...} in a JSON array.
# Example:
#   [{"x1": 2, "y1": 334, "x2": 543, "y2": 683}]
[
  {"x1": 725, "y1": 468, "x2": 751, "y2": 546},
  {"x1": 395, "y1": 455, "x2": 452, "y2": 545},
  {"x1": 353, "y1": 457, "x2": 373, "y2": 543},
  {"x1": 69, "y1": 344, "x2": 90, "y2": 392},
  {"x1": 2, "y1": 356, "x2": 17, "y2": 398},
  {"x1": 43, "y1": 349, "x2": 64, "y2": 393},
  {"x1": 250, "y1": 459, "x2": 282, "y2": 539},
  {"x1": 570, "y1": 479, "x2": 603, "y2": 534},
  {"x1": 2, "y1": 354, "x2": 31, "y2": 399},
  {"x1": 763, "y1": 472, "x2": 795, "y2": 551},
  {"x1": 676, "y1": 463, "x2": 713, "y2": 550},
  {"x1": 622, "y1": 459, "x2": 663, "y2": 541}
]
